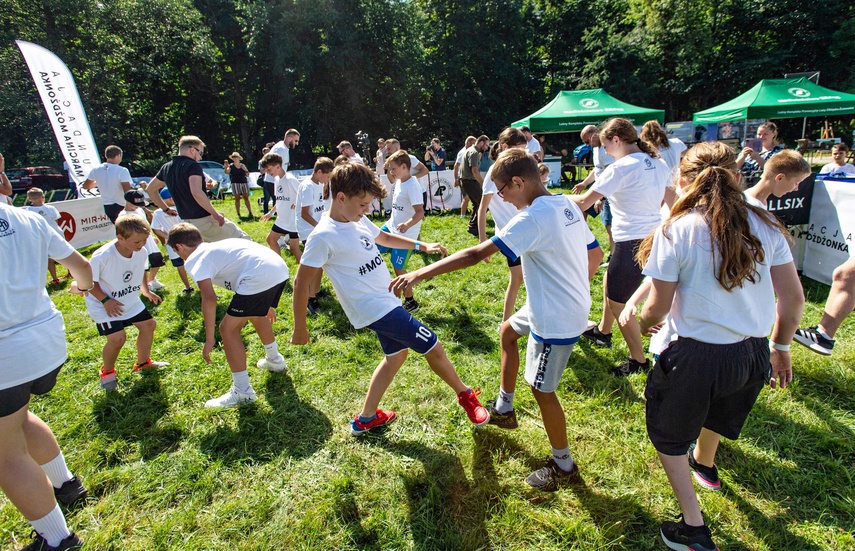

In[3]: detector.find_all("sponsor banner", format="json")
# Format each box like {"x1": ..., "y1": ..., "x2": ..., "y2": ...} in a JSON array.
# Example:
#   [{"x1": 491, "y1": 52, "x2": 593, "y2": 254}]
[
  {"x1": 16, "y1": 41, "x2": 100, "y2": 190},
  {"x1": 800, "y1": 179, "x2": 855, "y2": 285},
  {"x1": 426, "y1": 171, "x2": 462, "y2": 211},
  {"x1": 765, "y1": 173, "x2": 814, "y2": 226},
  {"x1": 55, "y1": 197, "x2": 114, "y2": 249}
]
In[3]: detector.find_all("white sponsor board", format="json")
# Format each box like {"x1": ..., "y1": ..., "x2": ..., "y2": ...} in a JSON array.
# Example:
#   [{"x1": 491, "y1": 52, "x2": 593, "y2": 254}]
[
  {"x1": 54, "y1": 198, "x2": 114, "y2": 249},
  {"x1": 425, "y1": 171, "x2": 462, "y2": 211},
  {"x1": 16, "y1": 41, "x2": 100, "y2": 190},
  {"x1": 800, "y1": 179, "x2": 855, "y2": 285}
]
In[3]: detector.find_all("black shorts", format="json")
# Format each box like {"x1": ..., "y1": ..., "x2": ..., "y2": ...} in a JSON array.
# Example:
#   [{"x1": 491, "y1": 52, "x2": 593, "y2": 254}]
[
  {"x1": 507, "y1": 255, "x2": 521, "y2": 268},
  {"x1": 104, "y1": 203, "x2": 125, "y2": 224},
  {"x1": 96, "y1": 308, "x2": 154, "y2": 336},
  {"x1": 271, "y1": 224, "x2": 298, "y2": 239},
  {"x1": 645, "y1": 336, "x2": 770, "y2": 456},
  {"x1": 148, "y1": 251, "x2": 166, "y2": 269},
  {"x1": 606, "y1": 239, "x2": 644, "y2": 303},
  {"x1": 170, "y1": 256, "x2": 185, "y2": 268},
  {"x1": 0, "y1": 366, "x2": 62, "y2": 417},
  {"x1": 227, "y1": 280, "x2": 287, "y2": 317}
]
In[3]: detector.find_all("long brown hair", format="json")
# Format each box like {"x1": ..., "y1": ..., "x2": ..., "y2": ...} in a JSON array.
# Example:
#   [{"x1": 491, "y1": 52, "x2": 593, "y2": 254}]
[
  {"x1": 636, "y1": 142, "x2": 787, "y2": 290},
  {"x1": 599, "y1": 117, "x2": 660, "y2": 159},
  {"x1": 640, "y1": 120, "x2": 670, "y2": 150}
]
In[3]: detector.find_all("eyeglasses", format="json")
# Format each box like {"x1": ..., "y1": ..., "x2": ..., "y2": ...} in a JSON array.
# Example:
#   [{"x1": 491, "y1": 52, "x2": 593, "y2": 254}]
[
  {"x1": 192, "y1": 147, "x2": 204, "y2": 157},
  {"x1": 496, "y1": 181, "x2": 511, "y2": 198}
]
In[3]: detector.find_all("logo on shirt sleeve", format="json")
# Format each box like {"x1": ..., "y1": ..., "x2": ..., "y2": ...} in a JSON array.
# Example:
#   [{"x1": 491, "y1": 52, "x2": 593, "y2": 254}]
[
  {"x1": 563, "y1": 207, "x2": 579, "y2": 227},
  {"x1": 359, "y1": 236, "x2": 372, "y2": 250}
]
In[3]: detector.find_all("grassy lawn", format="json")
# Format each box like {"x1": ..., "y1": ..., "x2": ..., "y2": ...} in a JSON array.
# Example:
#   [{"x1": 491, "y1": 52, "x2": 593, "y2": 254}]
[{"x1": 1, "y1": 191, "x2": 853, "y2": 550}]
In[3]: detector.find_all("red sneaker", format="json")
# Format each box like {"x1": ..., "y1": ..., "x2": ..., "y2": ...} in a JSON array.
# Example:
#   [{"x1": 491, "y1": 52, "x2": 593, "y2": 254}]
[
  {"x1": 351, "y1": 409, "x2": 397, "y2": 435},
  {"x1": 457, "y1": 388, "x2": 490, "y2": 426}
]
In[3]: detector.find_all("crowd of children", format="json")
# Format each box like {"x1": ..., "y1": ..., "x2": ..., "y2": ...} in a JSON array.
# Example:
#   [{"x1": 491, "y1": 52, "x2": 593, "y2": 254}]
[{"x1": 1, "y1": 122, "x2": 843, "y2": 551}]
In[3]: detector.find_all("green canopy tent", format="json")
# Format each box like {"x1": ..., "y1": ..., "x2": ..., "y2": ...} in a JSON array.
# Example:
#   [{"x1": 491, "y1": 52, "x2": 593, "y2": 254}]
[
  {"x1": 692, "y1": 78, "x2": 855, "y2": 128},
  {"x1": 511, "y1": 89, "x2": 665, "y2": 134}
]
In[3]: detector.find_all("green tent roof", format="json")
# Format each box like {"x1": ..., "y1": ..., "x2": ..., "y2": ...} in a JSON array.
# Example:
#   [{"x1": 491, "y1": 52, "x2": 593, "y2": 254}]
[
  {"x1": 511, "y1": 89, "x2": 665, "y2": 133},
  {"x1": 692, "y1": 78, "x2": 855, "y2": 123}
]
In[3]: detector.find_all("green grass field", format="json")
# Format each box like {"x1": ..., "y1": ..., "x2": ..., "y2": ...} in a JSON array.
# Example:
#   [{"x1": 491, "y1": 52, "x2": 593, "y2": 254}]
[{"x1": 2, "y1": 193, "x2": 853, "y2": 550}]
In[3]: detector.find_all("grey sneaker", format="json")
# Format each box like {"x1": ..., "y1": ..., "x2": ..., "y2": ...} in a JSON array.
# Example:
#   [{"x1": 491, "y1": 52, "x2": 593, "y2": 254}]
[
  {"x1": 99, "y1": 367, "x2": 117, "y2": 391},
  {"x1": 486, "y1": 401, "x2": 518, "y2": 429},
  {"x1": 525, "y1": 458, "x2": 580, "y2": 491}
]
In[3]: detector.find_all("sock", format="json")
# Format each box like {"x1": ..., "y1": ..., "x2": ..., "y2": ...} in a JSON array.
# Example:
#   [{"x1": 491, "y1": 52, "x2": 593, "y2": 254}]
[
  {"x1": 231, "y1": 370, "x2": 251, "y2": 393},
  {"x1": 495, "y1": 387, "x2": 514, "y2": 414},
  {"x1": 817, "y1": 326, "x2": 832, "y2": 340},
  {"x1": 263, "y1": 341, "x2": 280, "y2": 361},
  {"x1": 41, "y1": 452, "x2": 73, "y2": 489},
  {"x1": 551, "y1": 446, "x2": 575, "y2": 472},
  {"x1": 29, "y1": 504, "x2": 70, "y2": 547},
  {"x1": 358, "y1": 413, "x2": 377, "y2": 424}
]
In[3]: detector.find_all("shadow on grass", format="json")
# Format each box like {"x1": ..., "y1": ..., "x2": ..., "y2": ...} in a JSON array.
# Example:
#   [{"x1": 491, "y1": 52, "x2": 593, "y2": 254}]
[
  {"x1": 91, "y1": 370, "x2": 182, "y2": 462},
  {"x1": 197, "y1": 372, "x2": 332, "y2": 464},
  {"x1": 417, "y1": 308, "x2": 494, "y2": 355}
]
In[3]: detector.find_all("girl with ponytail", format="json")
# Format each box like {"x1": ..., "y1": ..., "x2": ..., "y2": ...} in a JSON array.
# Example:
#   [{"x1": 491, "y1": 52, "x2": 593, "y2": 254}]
[
  {"x1": 635, "y1": 141, "x2": 804, "y2": 550},
  {"x1": 572, "y1": 117, "x2": 672, "y2": 377}
]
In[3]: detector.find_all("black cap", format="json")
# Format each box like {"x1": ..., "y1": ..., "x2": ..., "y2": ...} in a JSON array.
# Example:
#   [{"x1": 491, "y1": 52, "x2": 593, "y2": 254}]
[{"x1": 124, "y1": 190, "x2": 145, "y2": 206}]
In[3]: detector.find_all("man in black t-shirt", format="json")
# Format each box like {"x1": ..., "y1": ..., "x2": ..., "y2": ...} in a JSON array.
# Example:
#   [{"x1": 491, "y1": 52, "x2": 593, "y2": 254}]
[{"x1": 147, "y1": 136, "x2": 249, "y2": 242}]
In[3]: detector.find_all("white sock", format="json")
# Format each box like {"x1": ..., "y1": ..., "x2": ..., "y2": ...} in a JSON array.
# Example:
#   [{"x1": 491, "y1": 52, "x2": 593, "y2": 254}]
[
  {"x1": 263, "y1": 341, "x2": 280, "y2": 361},
  {"x1": 231, "y1": 370, "x2": 251, "y2": 393},
  {"x1": 29, "y1": 504, "x2": 70, "y2": 547},
  {"x1": 495, "y1": 387, "x2": 514, "y2": 414},
  {"x1": 817, "y1": 326, "x2": 833, "y2": 340},
  {"x1": 552, "y1": 447, "x2": 575, "y2": 472},
  {"x1": 41, "y1": 452, "x2": 73, "y2": 489}
]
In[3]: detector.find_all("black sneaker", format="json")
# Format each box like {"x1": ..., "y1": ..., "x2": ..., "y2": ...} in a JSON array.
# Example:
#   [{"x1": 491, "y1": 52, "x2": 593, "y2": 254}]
[
  {"x1": 316, "y1": 289, "x2": 330, "y2": 299},
  {"x1": 20, "y1": 532, "x2": 83, "y2": 551},
  {"x1": 54, "y1": 477, "x2": 88, "y2": 507},
  {"x1": 307, "y1": 297, "x2": 320, "y2": 316},
  {"x1": 687, "y1": 444, "x2": 721, "y2": 491},
  {"x1": 486, "y1": 401, "x2": 518, "y2": 429},
  {"x1": 611, "y1": 357, "x2": 650, "y2": 377},
  {"x1": 660, "y1": 518, "x2": 719, "y2": 551},
  {"x1": 525, "y1": 458, "x2": 580, "y2": 491},
  {"x1": 793, "y1": 326, "x2": 834, "y2": 356},
  {"x1": 581, "y1": 326, "x2": 612, "y2": 347},
  {"x1": 403, "y1": 297, "x2": 419, "y2": 314}
]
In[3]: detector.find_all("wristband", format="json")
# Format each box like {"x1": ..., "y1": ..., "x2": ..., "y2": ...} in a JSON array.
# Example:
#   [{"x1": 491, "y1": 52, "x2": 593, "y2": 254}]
[
  {"x1": 79, "y1": 284, "x2": 95, "y2": 292},
  {"x1": 100, "y1": 296, "x2": 111, "y2": 304},
  {"x1": 769, "y1": 341, "x2": 790, "y2": 352},
  {"x1": 414, "y1": 240, "x2": 421, "y2": 252}
]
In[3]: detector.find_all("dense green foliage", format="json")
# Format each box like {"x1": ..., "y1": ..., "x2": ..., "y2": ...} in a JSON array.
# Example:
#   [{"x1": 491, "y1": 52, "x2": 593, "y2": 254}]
[{"x1": 1, "y1": 0, "x2": 853, "y2": 167}]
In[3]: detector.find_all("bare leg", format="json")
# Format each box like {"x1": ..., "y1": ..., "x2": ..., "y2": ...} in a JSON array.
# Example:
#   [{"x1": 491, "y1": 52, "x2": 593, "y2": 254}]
[
  {"x1": 499, "y1": 323, "x2": 524, "y2": 394},
  {"x1": 48, "y1": 259, "x2": 58, "y2": 281},
  {"x1": 102, "y1": 330, "x2": 127, "y2": 371},
  {"x1": 234, "y1": 196, "x2": 241, "y2": 217},
  {"x1": 531, "y1": 388, "x2": 568, "y2": 450},
  {"x1": 503, "y1": 265, "x2": 523, "y2": 322},
  {"x1": 148, "y1": 266, "x2": 160, "y2": 282},
  {"x1": 244, "y1": 195, "x2": 253, "y2": 217},
  {"x1": 461, "y1": 194, "x2": 469, "y2": 216},
  {"x1": 818, "y1": 256, "x2": 855, "y2": 338},
  {"x1": 219, "y1": 315, "x2": 249, "y2": 373},
  {"x1": 659, "y1": 452, "x2": 705, "y2": 526},
  {"x1": 289, "y1": 239, "x2": 302, "y2": 263},
  {"x1": 424, "y1": 342, "x2": 467, "y2": 393},
  {"x1": 133, "y1": 317, "x2": 157, "y2": 365},
  {"x1": 0, "y1": 405, "x2": 58, "y2": 520},
  {"x1": 359, "y1": 350, "x2": 409, "y2": 417},
  {"x1": 610, "y1": 298, "x2": 646, "y2": 361},
  {"x1": 693, "y1": 428, "x2": 723, "y2": 467},
  {"x1": 248, "y1": 315, "x2": 275, "y2": 346},
  {"x1": 266, "y1": 232, "x2": 282, "y2": 255}
]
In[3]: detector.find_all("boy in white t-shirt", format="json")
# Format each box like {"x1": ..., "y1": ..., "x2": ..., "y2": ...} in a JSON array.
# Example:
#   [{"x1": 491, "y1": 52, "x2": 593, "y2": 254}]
[
  {"x1": 818, "y1": 144, "x2": 855, "y2": 178},
  {"x1": 745, "y1": 150, "x2": 812, "y2": 208},
  {"x1": 259, "y1": 152, "x2": 310, "y2": 262},
  {"x1": 149, "y1": 188, "x2": 194, "y2": 294},
  {"x1": 391, "y1": 149, "x2": 603, "y2": 491},
  {"x1": 377, "y1": 150, "x2": 426, "y2": 313},
  {"x1": 25, "y1": 187, "x2": 65, "y2": 284},
  {"x1": 81, "y1": 215, "x2": 168, "y2": 391},
  {"x1": 168, "y1": 224, "x2": 290, "y2": 410},
  {"x1": 121, "y1": 190, "x2": 167, "y2": 291},
  {"x1": 291, "y1": 163, "x2": 489, "y2": 435},
  {"x1": 295, "y1": 157, "x2": 334, "y2": 314}
]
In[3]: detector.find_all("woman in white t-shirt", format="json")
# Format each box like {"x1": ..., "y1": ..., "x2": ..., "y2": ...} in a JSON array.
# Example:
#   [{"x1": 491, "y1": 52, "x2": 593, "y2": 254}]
[
  {"x1": 640, "y1": 120, "x2": 687, "y2": 178},
  {"x1": 635, "y1": 141, "x2": 803, "y2": 551},
  {"x1": 573, "y1": 117, "x2": 671, "y2": 376}
]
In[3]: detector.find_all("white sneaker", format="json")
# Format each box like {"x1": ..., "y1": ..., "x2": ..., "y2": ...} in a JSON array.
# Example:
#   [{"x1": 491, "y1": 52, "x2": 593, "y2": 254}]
[
  {"x1": 277, "y1": 236, "x2": 290, "y2": 248},
  {"x1": 148, "y1": 279, "x2": 165, "y2": 291},
  {"x1": 256, "y1": 355, "x2": 287, "y2": 372},
  {"x1": 204, "y1": 385, "x2": 257, "y2": 409}
]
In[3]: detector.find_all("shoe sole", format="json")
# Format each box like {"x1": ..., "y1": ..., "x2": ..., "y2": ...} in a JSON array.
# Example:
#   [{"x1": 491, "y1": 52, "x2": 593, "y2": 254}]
[
  {"x1": 404, "y1": 306, "x2": 419, "y2": 314},
  {"x1": 488, "y1": 418, "x2": 518, "y2": 429},
  {"x1": 351, "y1": 422, "x2": 391, "y2": 436},
  {"x1": 792, "y1": 334, "x2": 832, "y2": 356},
  {"x1": 691, "y1": 471, "x2": 722, "y2": 491},
  {"x1": 471, "y1": 413, "x2": 491, "y2": 426}
]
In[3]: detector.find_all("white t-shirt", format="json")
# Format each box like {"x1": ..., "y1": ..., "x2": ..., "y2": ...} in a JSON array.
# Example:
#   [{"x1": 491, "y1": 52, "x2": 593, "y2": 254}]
[
  {"x1": 118, "y1": 208, "x2": 160, "y2": 255},
  {"x1": 643, "y1": 209, "x2": 792, "y2": 344},
  {"x1": 273, "y1": 173, "x2": 300, "y2": 231},
  {"x1": 85, "y1": 240, "x2": 148, "y2": 324},
  {"x1": 526, "y1": 137, "x2": 542, "y2": 157},
  {"x1": 0, "y1": 204, "x2": 74, "y2": 388},
  {"x1": 25, "y1": 204, "x2": 62, "y2": 236},
  {"x1": 744, "y1": 193, "x2": 767, "y2": 210},
  {"x1": 591, "y1": 152, "x2": 670, "y2": 242},
  {"x1": 88, "y1": 162, "x2": 132, "y2": 206},
  {"x1": 185, "y1": 239, "x2": 288, "y2": 295},
  {"x1": 296, "y1": 179, "x2": 326, "y2": 241},
  {"x1": 349, "y1": 153, "x2": 365, "y2": 165},
  {"x1": 387, "y1": 177, "x2": 423, "y2": 240},
  {"x1": 264, "y1": 141, "x2": 291, "y2": 182},
  {"x1": 592, "y1": 146, "x2": 615, "y2": 179},
  {"x1": 493, "y1": 195, "x2": 597, "y2": 342},
  {"x1": 151, "y1": 209, "x2": 184, "y2": 260},
  {"x1": 301, "y1": 216, "x2": 401, "y2": 329},
  {"x1": 455, "y1": 147, "x2": 467, "y2": 166},
  {"x1": 819, "y1": 163, "x2": 855, "y2": 178},
  {"x1": 482, "y1": 166, "x2": 520, "y2": 230},
  {"x1": 657, "y1": 138, "x2": 687, "y2": 176}
]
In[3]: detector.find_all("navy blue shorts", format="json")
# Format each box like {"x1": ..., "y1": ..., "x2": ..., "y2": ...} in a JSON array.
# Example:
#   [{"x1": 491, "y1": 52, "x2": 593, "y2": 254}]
[
  {"x1": 96, "y1": 308, "x2": 153, "y2": 336},
  {"x1": 169, "y1": 256, "x2": 185, "y2": 268},
  {"x1": 368, "y1": 306, "x2": 439, "y2": 356}
]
